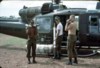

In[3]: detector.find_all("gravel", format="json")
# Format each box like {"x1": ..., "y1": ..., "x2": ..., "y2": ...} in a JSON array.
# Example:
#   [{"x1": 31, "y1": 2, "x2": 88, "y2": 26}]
[{"x1": 0, "y1": 33, "x2": 100, "y2": 68}]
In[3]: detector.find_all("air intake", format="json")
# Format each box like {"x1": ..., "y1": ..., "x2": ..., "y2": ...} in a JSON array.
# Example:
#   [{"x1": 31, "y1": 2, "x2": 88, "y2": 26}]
[
  {"x1": 96, "y1": 2, "x2": 100, "y2": 9},
  {"x1": 41, "y1": 3, "x2": 53, "y2": 14}
]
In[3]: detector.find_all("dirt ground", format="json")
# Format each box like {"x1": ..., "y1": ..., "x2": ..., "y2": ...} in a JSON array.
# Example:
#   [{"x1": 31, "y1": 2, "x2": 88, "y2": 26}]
[{"x1": 0, "y1": 33, "x2": 100, "y2": 68}]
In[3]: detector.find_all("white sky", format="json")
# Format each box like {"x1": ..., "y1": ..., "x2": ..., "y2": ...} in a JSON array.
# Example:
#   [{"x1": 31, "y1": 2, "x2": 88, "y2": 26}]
[{"x1": 0, "y1": 1, "x2": 98, "y2": 17}]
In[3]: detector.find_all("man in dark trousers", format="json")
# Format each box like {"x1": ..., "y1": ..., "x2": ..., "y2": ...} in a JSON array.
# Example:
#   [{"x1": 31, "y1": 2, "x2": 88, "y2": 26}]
[
  {"x1": 65, "y1": 15, "x2": 78, "y2": 65},
  {"x1": 26, "y1": 20, "x2": 37, "y2": 64},
  {"x1": 53, "y1": 16, "x2": 63, "y2": 59}
]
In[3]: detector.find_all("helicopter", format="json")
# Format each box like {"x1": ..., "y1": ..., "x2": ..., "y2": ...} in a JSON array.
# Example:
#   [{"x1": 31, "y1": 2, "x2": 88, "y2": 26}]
[{"x1": 0, "y1": 0, "x2": 100, "y2": 56}]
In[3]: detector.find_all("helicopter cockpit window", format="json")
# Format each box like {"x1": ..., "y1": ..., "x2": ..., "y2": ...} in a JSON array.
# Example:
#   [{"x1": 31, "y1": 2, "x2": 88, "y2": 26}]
[
  {"x1": 89, "y1": 16, "x2": 99, "y2": 34},
  {"x1": 36, "y1": 17, "x2": 51, "y2": 33},
  {"x1": 89, "y1": 16, "x2": 98, "y2": 26}
]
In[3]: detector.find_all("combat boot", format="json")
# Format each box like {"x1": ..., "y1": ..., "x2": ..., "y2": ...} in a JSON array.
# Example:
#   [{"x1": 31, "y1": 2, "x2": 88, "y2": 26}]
[
  {"x1": 57, "y1": 51, "x2": 61, "y2": 59},
  {"x1": 32, "y1": 57, "x2": 37, "y2": 64},
  {"x1": 73, "y1": 57, "x2": 78, "y2": 64},
  {"x1": 52, "y1": 51, "x2": 57, "y2": 59},
  {"x1": 28, "y1": 58, "x2": 31, "y2": 64},
  {"x1": 67, "y1": 61, "x2": 72, "y2": 65},
  {"x1": 67, "y1": 58, "x2": 72, "y2": 65},
  {"x1": 32, "y1": 60, "x2": 37, "y2": 64}
]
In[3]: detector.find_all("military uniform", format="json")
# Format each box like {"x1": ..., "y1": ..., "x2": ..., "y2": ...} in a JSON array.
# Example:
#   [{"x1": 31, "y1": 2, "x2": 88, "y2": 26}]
[
  {"x1": 67, "y1": 35, "x2": 77, "y2": 58},
  {"x1": 26, "y1": 26, "x2": 37, "y2": 64}
]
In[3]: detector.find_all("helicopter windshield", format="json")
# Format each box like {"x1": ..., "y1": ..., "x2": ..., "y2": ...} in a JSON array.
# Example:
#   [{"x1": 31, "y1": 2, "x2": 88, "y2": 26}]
[{"x1": 36, "y1": 17, "x2": 52, "y2": 33}]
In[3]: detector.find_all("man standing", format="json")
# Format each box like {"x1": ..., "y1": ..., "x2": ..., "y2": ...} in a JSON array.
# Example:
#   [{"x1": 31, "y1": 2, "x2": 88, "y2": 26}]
[
  {"x1": 65, "y1": 15, "x2": 78, "y2": 65},
  {"x1": 53, "y1": 16, "x2": 63, "y2": 59},
  {"x1": 26, "y1": 20, "x2": 37, "y2": 64}
]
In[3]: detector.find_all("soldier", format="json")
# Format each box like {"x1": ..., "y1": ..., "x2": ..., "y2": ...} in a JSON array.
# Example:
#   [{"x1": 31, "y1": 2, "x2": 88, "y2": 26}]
[
  {"x1": 26, "y1": 20, "x2": 37, "y2": 64},
  {"x1": 65, "y1": 15, "x2": 78, "y2": 65},
  {"x1": 53, "y1": 16, "x2": 63, "y2": 59}
]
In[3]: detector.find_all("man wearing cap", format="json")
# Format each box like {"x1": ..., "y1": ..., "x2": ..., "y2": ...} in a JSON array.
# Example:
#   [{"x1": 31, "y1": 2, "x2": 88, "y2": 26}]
[
  {"x1": 53, "y1": 16, "x2": 63, "y2": 59},
  {"x1": 26, "y1": 20, "x2": 37, "y2": 64}
]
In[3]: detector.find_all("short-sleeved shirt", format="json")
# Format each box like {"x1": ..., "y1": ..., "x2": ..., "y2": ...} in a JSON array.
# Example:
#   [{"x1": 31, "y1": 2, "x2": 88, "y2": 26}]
[{"x1": 56, "y1": 22, "x2": 63, "y2": 36}]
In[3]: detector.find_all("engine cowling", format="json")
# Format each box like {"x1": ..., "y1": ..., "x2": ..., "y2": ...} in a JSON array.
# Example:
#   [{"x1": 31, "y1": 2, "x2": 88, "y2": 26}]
[
  {"x1": 19, "y1": 2, "x2": 67, "y2": 24},
  {"x1": 19, "y1": 6, "x2": 41, "y2": 24}
]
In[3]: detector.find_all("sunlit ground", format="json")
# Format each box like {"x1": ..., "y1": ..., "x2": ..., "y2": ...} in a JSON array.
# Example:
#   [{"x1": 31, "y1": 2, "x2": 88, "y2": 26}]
[{"x1": 0, "y1": 33, "x2": 100, "y2": 68}]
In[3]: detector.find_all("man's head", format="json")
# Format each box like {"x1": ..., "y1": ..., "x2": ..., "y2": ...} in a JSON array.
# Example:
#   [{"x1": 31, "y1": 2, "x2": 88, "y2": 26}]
[
  {"x1": 55, "y1": 16, "x2": 60, "y2": 24},
  {"x1": 69, "y1": 15, "x2": 75, "y2": 22},
  {"x1": 30, "y1": 20, "x2": 34, "y2": 27},
  {"x1": 66, "y1": 19, "x2": 71, "y2": 23}
]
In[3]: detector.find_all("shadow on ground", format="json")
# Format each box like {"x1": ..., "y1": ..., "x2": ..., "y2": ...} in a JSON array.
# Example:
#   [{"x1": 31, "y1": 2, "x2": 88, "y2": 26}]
[{"x1": 0, "y1": 44, "x2": 25, "y2": 51}]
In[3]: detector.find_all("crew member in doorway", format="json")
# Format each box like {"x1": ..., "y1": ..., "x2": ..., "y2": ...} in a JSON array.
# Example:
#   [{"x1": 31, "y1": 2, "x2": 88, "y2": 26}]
[
  {"x1": 26, "y1": 20, "x2": 37, "y2": 64},
  {"x1": 65, "y1": 15, "x2": 78, "y2": 65},
  {"x1": 53, "y1": 16, "x2": 63, "y2": 59}
]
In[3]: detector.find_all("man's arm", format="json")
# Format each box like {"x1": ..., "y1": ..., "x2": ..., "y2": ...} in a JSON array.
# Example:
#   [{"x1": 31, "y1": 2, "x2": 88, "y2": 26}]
[
  {"x1": 26, "y1": 27, "x2": 30, "y2": 35},
  {"x1": 34, "y1": 27, "x2": 38, "y2": 39},
  {"x1": 65, "y1": 23, "x2": 73, "y2": 31},
  {"x1": 56, "y1": 29, "x2": 60, "y2": 39},
  {"x1": 65, "y1": 19, "x2": 71, "y2": 31},
  {"x1": 65, "y1": 23, "x2": 68, "y2": 31},
  {"x1": 56, "y1": 24, "x2": 60, "y2": 39}
]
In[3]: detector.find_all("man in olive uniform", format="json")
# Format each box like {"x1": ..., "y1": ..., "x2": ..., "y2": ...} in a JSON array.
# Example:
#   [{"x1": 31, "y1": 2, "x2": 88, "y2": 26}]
[
  {"x1": 26, "y1": 20, "x2": 37, "y2": 64},
  {"x1": 65, "y1": 15, "x2": 78, "y2": 65},
  {"x1": 53, "y1": 16, "x2": 63, "y2": 59}
]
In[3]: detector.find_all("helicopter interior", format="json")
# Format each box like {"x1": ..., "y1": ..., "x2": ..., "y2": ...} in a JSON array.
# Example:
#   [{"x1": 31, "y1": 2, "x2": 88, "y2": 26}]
[{"x1": 54, "y1": 15, "x2": 79, "y2": 47}]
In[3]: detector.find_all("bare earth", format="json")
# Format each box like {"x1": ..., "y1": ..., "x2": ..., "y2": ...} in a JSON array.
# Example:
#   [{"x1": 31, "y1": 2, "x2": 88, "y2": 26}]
[{"x1": 0, "y1": 33, "x2": 100, "y2": 68}]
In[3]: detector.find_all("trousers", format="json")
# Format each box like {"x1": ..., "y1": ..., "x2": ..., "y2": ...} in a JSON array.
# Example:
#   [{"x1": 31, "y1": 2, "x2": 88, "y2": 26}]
[
  {"x1": 56, "y1": 35, "x2": 62, "y2": 52},
  {"x1": 67, "y1": 35, "x2": 77, "y2": 58},
  {"x1": 26, "y1": 39, "x2": 36, "y2": 59}
]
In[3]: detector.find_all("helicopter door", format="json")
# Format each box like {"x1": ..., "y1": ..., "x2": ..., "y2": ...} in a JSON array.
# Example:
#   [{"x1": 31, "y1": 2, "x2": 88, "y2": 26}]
[
  {"x1": 99, "y1": 19, "x2": 100, "y2": 33},
  {"x1": 89, "y1": 16, "x2": 99, "y2": 34}
]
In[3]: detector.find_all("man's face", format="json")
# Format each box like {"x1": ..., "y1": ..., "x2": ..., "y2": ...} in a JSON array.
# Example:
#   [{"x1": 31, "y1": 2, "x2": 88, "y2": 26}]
[
  {"x1": 55, "y1": 20, "x2": 57, "y2": 24},
  {"x1": 70, "y1": 15, "x2": 73, "y2": 19},
  {"x1": 69, "y1": 15, "x2": 75, "y2": 21},
  {"x1": 55, "y1": 19, "x2": 59, "y2": 24},
  {"x1": 67, "y1": 19, "x2": 71, "y2": 23},
  {"x1": 30, "y1": 23, "x2": 34, "y2": 26}
]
